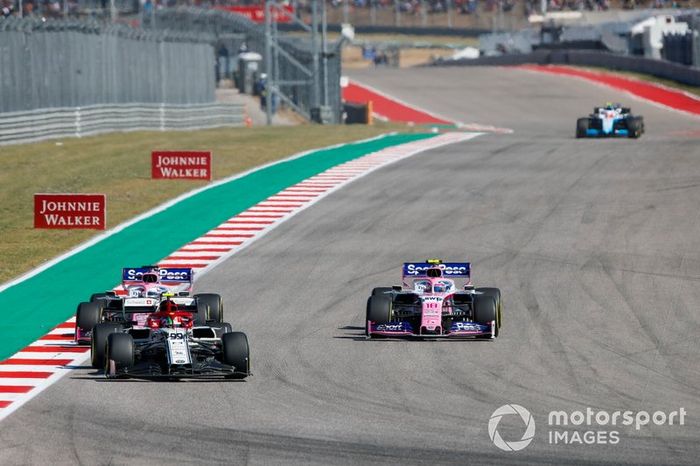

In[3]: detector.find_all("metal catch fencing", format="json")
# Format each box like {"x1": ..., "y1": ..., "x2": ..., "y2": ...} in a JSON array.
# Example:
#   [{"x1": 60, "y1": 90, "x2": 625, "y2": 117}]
[
  {"x1": 0, "y1": 103, "x2": 245, "y2": 146},
  {"x1": 153, "y1": 8, "x2": 343, "y2": 123},
  {"x1": 0, "y1": 16, "x2": 217, "y2": 114}
]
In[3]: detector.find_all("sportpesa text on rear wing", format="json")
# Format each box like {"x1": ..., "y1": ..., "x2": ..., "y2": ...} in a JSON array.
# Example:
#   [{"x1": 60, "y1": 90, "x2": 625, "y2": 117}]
[
  {"x1": 402, "y1": 262, "x2": 471, "y2": 288},
  {"x1": 122, "y1": 267, "x2": 193, "y2": 289}
]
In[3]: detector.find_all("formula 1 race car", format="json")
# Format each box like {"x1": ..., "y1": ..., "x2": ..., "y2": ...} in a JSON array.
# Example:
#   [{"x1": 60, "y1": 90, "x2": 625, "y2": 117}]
[
  {"x1": 92, "y1": 296, "x2": 250, "y2": 379},
  {"x1": 366, "y1": 259, "x2": 502, "y2": 339},
  {"x1": 75, "y1": 266, "x2": 223, "y2": 344},
  {"x1": 576, "y1": 103, "x2": 644, "y2": 139}
]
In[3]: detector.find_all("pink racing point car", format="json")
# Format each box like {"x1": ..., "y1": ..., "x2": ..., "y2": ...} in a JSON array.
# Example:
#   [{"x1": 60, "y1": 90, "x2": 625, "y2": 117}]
[
  {"x1": 75, "y1": 266, "x2": 223, "y2": 344},
  {"x1": 366, "y1": 260, "x2": 502, "y2": 339}
]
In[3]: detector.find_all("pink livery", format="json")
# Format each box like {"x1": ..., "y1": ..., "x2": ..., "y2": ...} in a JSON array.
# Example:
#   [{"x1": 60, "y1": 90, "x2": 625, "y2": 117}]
[{"x1": 365, "y1": 260, "x2": 502, "y2": 339}]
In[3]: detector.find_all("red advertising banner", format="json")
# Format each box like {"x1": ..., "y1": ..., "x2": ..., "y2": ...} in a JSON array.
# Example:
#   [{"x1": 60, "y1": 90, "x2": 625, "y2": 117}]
[
  {"x1": 218, "y1": 5, "x2": 294, "y2": 23},
  {"x1": 151, "y1": 151, "x2": 212, "y2": 180},
  {"x1": 34, "y1": 193, "x2": 106, "y2": 230}
]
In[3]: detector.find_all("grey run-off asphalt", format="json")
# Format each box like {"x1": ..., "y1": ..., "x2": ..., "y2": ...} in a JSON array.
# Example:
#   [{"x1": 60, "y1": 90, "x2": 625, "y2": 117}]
[{"x1": 1, "y1": 67, "x2": 699, "y2": 465}]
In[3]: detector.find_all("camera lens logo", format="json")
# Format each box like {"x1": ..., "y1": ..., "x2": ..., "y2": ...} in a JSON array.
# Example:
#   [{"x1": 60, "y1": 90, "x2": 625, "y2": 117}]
[{"x1": 488, "y1": 404, "x2": 536, "y2": 452}]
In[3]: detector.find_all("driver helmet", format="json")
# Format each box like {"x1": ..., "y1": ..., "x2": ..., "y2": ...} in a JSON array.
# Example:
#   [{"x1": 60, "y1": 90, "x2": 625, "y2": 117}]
[{"x1": 159, "y1": 299, "x2": 178, "y2": 313}]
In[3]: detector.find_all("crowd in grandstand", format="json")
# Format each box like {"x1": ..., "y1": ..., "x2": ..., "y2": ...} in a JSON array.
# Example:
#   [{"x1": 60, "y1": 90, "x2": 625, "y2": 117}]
[
  {"x1": 320, "y1": 0, "x2": 692, "y2": 15},
  {"x1": 0, "y1": 0, "x2": 693, "y2": 20}
]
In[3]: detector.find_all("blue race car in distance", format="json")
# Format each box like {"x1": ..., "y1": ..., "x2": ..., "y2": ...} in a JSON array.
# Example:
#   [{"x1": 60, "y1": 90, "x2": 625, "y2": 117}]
[{"x1": 576, "y1": 103, "x2": 644, "y2": 139}]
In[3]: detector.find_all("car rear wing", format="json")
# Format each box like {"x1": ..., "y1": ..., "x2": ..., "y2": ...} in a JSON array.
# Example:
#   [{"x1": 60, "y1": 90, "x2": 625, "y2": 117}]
[
  {"x1": 121, "y1": 267, "x2": 194, "y2": 290},
  {"x1": 401, "y1": 262, "x2": 471, "y2": 288}
]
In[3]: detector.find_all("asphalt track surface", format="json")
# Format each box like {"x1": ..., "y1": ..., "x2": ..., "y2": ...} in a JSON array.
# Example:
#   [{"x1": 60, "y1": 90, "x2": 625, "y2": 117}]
[{"x1": 2, "y1": 67, "x2": 700, "y2": 465}]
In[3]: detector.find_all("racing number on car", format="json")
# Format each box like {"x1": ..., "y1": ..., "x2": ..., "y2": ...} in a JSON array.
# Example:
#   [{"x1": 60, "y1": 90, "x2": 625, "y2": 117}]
[
  {"x1": 425, "y1": 303, "x2": 439, "y2": 309},
  {"x1": 170, "y1": 333, "x2": 187, "y2": 340}
]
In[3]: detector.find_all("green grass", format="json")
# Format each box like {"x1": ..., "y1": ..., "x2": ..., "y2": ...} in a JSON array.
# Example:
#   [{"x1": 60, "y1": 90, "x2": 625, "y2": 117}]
[{"x1": 0, "y1": 123, "x2": 407, "y2": 284}]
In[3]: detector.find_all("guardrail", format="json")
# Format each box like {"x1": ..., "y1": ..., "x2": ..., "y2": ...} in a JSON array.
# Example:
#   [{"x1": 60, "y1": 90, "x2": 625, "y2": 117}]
[{"x1": 0, "y1": 103, "x2": 245, "y2": 146}]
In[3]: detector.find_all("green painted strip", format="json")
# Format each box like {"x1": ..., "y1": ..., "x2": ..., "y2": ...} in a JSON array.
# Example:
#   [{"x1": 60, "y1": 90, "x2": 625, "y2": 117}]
[{"x1": 0, "y1": 132, "x2": 434, "y2": 360}]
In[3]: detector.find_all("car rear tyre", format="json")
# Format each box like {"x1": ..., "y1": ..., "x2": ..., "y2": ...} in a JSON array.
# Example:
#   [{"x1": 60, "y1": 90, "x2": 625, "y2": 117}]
[
  {"x1": 76, "y1": 302, "x2": 102, "y2": 337},
  {"x1": 105, "y1": 332, "x2": 134, "y2": 376},
  {"x1": 222, "y1": 332, "x2": 250, "y2": 379},
  {"x1": 576, "y1": 118, "x2": 589, "y2": 138},
  {"x1": 194, "y1": 293, "x2": 223, "y2": 325},
  {"x1": 91, "y1": 323, "x2": 122, "y2": 369}
]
